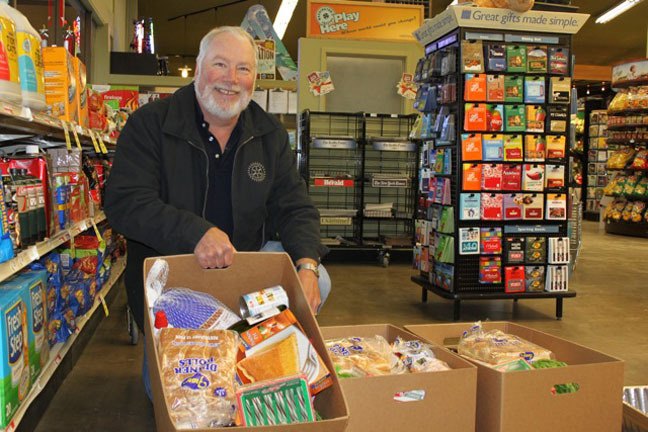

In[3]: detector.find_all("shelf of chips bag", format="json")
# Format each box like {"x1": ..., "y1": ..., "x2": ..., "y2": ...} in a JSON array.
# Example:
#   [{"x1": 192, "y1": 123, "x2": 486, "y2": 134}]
[
  {"x1": 1, "y1": 256, "x2": 125, "y2": 432},
  {"x1": 0, "y1": 211, "x2": 106, "y2": 283},
  {"x1": 0, "y1": 101, "x2": 115, "y2": 147}
]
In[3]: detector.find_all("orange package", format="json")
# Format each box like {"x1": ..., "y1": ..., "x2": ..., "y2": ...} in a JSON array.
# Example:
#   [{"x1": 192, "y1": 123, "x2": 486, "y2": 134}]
[
  {"x1": 464, "y1": 74, "x2": 487, "y2": 101},
  {"x1": 462, "y1": 133, "x2": 483, "y2": 161},
  {"x1": 463, "y1": 163, "x2": 482, "y2": 191},
  {"x1": 464, "y1": 103, "x2": 488, "y2": 131}
]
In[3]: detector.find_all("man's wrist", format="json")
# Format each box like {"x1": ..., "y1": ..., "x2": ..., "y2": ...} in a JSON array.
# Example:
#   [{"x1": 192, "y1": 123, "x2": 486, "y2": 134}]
[{"x1": 296, "y1": 262, "x2": 320, "y2": 278}]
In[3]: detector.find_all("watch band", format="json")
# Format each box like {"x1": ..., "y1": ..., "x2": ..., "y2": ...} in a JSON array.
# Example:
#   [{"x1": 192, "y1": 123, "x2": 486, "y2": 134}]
[{"x1": 296, "y1": 262, "x2": 320, "y2": 278}]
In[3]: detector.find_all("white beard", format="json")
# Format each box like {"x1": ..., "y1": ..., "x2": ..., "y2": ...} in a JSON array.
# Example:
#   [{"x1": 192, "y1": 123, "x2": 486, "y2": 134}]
[{"x1": 195, "y1": 77, "x2": 252, "y2": 120}]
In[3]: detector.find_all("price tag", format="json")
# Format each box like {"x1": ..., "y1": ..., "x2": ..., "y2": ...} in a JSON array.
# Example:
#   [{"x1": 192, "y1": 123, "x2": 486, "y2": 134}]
[
  {"x1": 71, "y1": 123, "x2": 82, "y2": 149},
  {"x1": 98, "y1": 293, "x2": 109, "y2": 317},
  {"x1": 89, "y1": 131, "x2": 101, "y2": 154},
  {"x1": 91, "y1": 219, "x2": 104, "y2": 242},
  {"x1": 97, "y1": 133, "x2": 109, "y2": 154},
  {"x1": 20, "y1": 106, "x2": 33, "y2": 120},
  {"x1": 27, "y1": 246, "x2": 39, "y2": 261},
  {"x1": 60, "y1": 120, "x2": 72, "y2": 150}
]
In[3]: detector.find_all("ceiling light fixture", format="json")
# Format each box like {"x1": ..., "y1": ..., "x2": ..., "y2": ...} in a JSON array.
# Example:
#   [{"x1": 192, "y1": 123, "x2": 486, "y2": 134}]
[
  {"x1": 179, "y1": 65, "x2": 192, "y2": 78},
  {"x1": 602, "y1": 82, "x2": 606, "y2": 91},
  {"x1": 273, "y1": 0, "x2": 299, "y2": 39},
  {"x1": 595, "y1": 0, "x2": 644, "y2": 24}
]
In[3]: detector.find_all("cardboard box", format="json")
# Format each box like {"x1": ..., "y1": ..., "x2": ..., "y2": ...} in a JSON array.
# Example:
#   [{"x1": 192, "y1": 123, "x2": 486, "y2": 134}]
[
  {"x1": 143, "y1": 253, "x2": 349, "y2": 432},
  {"x1": 72, "y1": 57, "x2": 88, "y2": 128},
  {"x1": 320, "y1": 324, "x2": 477, "y2": 432},
  {"x1": 42, "y1": 47, "x2": 78, "y2": 123},
  {"x1": 405, "y1": 322, "x2": 624, "y2": 432}
]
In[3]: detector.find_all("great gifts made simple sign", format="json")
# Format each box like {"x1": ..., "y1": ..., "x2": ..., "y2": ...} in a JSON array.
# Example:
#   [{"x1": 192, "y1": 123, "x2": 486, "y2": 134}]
[{"x1": 307, "y1": 0, "x2": 423, "y2": 42}]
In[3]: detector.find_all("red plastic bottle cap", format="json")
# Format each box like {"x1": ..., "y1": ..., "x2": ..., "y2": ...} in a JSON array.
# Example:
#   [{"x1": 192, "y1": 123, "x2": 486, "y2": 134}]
[{"x1": 154, "y1": 310, "x2": 168, "y2": 329}]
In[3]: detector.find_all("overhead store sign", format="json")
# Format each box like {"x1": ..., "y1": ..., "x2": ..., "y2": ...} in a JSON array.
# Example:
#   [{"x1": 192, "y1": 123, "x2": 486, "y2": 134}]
[
  {"x1": 307, "y1": 0, "x2": 423, "y2": 42},
  {"x1": 413, "y1": 5, "x2": 589, "y2": 47}
]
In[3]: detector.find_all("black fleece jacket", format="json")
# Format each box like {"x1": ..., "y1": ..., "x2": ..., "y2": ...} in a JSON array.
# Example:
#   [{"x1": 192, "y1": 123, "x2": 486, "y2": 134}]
[{"x1": 104, "y1": 83, "x2": 325, "y2": 329}]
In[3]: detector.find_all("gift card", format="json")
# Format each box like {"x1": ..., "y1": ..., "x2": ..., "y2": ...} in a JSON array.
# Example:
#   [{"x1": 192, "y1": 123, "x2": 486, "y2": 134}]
[
  {"x1": 486, "y1": 104, "x2": 504, "y2": 132},
  {"x1": 523, "y1": 164, "x2": 545, "y2": 191},
  {"x1": 482, "y1": 134, "x2": 504, "y2": 161},
  {"x1": 546, "y1": 193, "x2": 567, "y2": 220},
  {"x1": 465, "y1": 74, "x2": 487, "y2": 101},
  {"x1": 546, "y1": 265, "x2": 568, "y2": 291},
  {"x1": 464, "y1": 103, "x2": 488, "y2": 131},
  {"x1": 461, "y1": 133, "x2": 483, "y2": 161},
  {"x1": 482, "y1": 163, "x2": 503, "y2": 190},
  {"x1": 487, "y1": 75, "x2": 505, "y2": 102},
  {"x1": 505, "y1": 237, "x2": 525, "y2": 264},
  {"x1": 524, "y1": 76, "x2": 546, "y2": 104},
  {"x1": 504, "y1": 105, "x2": 526, "y2": 132},
  {"x1": 460, "y1": 193, "x2": 481, "y2": 220},
  {"x1": 526, "y1": 105, "x2": 546, "y2": 133},
  {"x1": 504, "y1": 75, "x2": 523, "y2": 103},
  {"x1": 548, "y1": 237, "x2": 570, "y2": 264},
  {"x1": 506, "y1": 45, "x2": 526, "y2": 73},
  {"x1": 522, "y1": 193, "x2": 544, "y2": 220},
  {"x1": 503, "y1": 135, "x2": 523, "y2": 161},
  {"x1": 550, "y1": 77, "x2": 571, "y2": 104},
  {"x1": 463, "y1": 163, "x2": 482, "y2": 191},
  {"x1": 487, "y1": 44, "x2": 506, "y2": 72},
  {"x1": 546, "y1": 135, "x2": 566, "y2": 159},
  {"x1": 502, "y1": 164, "x2": 522, "y2": 190},
  {"x1": 479, "y1": 256, "x2": 502, "y2": 284},
  {"x1": 527, "y1": 46, "x2": 548, "y2": 73},
  {"x1": 549, "y1": 47, "x2": 569, "y2": 75},
  {"x1": 545, "y1": 165, "x2": 565, "y2": 189},
  {"x1": 481, "y1": 227, "x2": 502, "y2": 255},
  {"x1": 481, "y1": 193, "x2": 503, "y2": 220},
  {"x1": 524, "y1": 135, "x2": 546, "y2": 162},
  {"x1": 462, "y1": 40, "x2": 485, "y2": 73},
  {"x1": 505, "y1": 266, "x2": 526, "y2": 293},
  {"x1": 526, "y1": 237, "x2": 546, "y2": 264},
  {"x1": 459, "y1": 227, "x2": 480, "y2": 255},
  {"x1": 503, "y1": 193, "x2": 523, "y2": 220},
  {"x1": 525, "y1": 266, "x2": 545, "y2": 292},
  {"x1": 548, "y1": 105, "x2": 568, "y2": 133}
]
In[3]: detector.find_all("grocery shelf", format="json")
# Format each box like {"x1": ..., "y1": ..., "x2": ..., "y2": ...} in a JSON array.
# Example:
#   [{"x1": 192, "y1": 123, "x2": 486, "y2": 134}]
[
  {"x1": 1, "y1": 256, "x2": 125, "y2": 432},
  {"x1": 0, "y1": 101, "x2": 115, "y2": 147},
  {"x1": 0, "y1": 211, "x2": 106, "y2": 283},
  {"x1": 411, "y1": 275, "x2": 576, "y2": 321}
]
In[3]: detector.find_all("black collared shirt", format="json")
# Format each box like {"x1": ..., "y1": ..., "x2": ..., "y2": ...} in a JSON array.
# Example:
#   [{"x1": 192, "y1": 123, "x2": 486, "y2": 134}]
[{"x1": 195, "y1": 100, "x2": 241, "y2": 240}]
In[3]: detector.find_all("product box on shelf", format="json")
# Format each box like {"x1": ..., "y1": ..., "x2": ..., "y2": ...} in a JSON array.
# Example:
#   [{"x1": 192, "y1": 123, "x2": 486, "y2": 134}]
[
  {"x1": 143, "y1": 253, "x2": 349, "y2": 432},
  {"x1": 3, "y1": 270, "x2": 49, "y2": 384},
  {"x1": 71, "y1": 57, "x2": 89, "y2": 128},
  {"x1": 320, "y1": 324, "x2": 477, "y2": 432},
  {"x1": 405, "y1": 321, "x2": 624, "y2": 432},
  {"x1": 0, "y1": 288, "x2": 30, "y2": 428},
  {"x1": 42, "y1": 47, "x2": 78, "y2": 123},
  {"x1": 89, "y1": 85, "x2": 138, "y2": 139}
]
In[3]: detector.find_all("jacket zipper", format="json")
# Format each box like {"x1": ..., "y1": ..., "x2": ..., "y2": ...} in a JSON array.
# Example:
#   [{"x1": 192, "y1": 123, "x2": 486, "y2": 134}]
[{"x1": 186, "y1": 139, "x2": 210, "y2": 218}]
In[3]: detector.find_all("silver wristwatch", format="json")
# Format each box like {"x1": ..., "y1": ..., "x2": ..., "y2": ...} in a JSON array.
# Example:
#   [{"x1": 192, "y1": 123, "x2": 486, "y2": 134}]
[{"x1": 296, "y1": 262, "x2": 320, "y2": 278}]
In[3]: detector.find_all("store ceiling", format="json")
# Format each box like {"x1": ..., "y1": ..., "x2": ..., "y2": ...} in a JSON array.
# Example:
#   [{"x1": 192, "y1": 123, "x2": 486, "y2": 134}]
[{"x1": 137, "y1": 0, "x2": 648, "y2": 76}]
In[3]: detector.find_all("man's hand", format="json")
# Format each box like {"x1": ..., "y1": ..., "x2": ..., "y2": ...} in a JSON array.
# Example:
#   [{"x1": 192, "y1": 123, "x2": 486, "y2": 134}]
[
  {"x1": 296, "y1": 259, "x2": 321, "y2": 314},
  {"x1": 194, "y1": 227, "x2": 237, "y2": 268}
]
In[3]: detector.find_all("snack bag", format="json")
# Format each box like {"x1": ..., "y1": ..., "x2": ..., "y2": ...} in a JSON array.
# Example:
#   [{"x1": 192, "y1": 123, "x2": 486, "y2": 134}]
[
  {"x1": 622, "y1": 201, "x2": 635, "y2": 221},
  {"x1": 630, "y1": 150, "x2": 648, "y2": 170},
  {"x1": 631, "y1": 202, "x2": 646, "y2": 223}
]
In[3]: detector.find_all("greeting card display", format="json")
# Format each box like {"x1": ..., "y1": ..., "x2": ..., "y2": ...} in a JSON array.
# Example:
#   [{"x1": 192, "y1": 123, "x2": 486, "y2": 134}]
[
  {"x1": 526, "y1": 105, "x2": 546, "y2": 133},
  {"x1": 505, "y1": 266, "x2": 526, "y2": 293},
  {"x1": 482, "y1": 164, "x2": 503, "y2": 190},
  {"x1": 502, "y1": 164, "x2": 522, "y2": 190},
  {"x1": 504, "y1": 105, "x2": 526, "y2": 132},
  {"x1": 525, "y1": 266, "x2": 545, "y2": 292},
  {"x1": 463, "y1": 163, "x2": 482, "y2": 191},
  {"x1": 524, "y1": 76, "x2": 545, "y2": 104},
  {"x1": 487, "y1": 75, "x2": 505, "y2": 102},
  {"x1": 545, "y1": 165, "x2": 565, "y2": 189},
  {"x1": 524, "y1": 135, "x2": 546, "y2": 162},
  {"x1": 504, "y1": 237, "x2": 525, "y2": 264},
  {"x1": 482, "y1": 134, "x2": 504, "y2": 161},
  {"x1": 487, "y1": 44, "x2": 506, "y2": 72},
  {"x1": 504, "y1": 76, "x2": 523, "y2": 103},
  {"x1": 460, "y1": 193, "x2": 481, "y2": 220},
  {"x1": 465, "y1": 74, "x2": 487, "y2": 101},
  {"x1": 503, "y1": 193, "x2": 523, "y2": 220},
  {"x1": 526, "y1": 237, "x2": 547, "y2": 264},
  {"x1": 479, "y1": 256, "x2": 502, "y2": 284},
  {"x1": 481, "y1": 227, "x2": 502, "y2": 255},
  {"x1": 523, "y1": 164, "x2": 544, "y2": 191},
  {"x1": 503, "y1": 135, "x2": 523, "y2": 161},
  {"x1": 506, "y1": 45, "x2": 526, "y2": 73},
  {"x1": 461, "y1": 40, "x2": 484, "y2": 73},
  {"x1": 546, "y1": 135, "x2": 566, "y2": 159},
  {"x1": 549, "y1": 47, "x2": 569, "y2": 75},
  {"x1": 526, "y1": 46, "x2": 548, "y2": 73},
  {"x1": 481, "y1": 193, "x2": 503, "y2": 220},
  {"x1": 459, "y1": 227, "x2": 480, "y2": 255},
  {"x1": 522, "y1": 194, "x2": 544, "y2": 220},
  {"x1": 549, "y1": 77, "x2": 571, "y2": 104},
  {"x1": 461, "y1": 133, "x2": 483, "y2": 161},
  {"x1": 546, "y1": 193, "x2": 567, "y2": 220}
]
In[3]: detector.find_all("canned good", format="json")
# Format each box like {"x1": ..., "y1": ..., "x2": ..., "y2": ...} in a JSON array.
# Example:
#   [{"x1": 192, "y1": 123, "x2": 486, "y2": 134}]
[{"x1": 239, "y1": 285, "x2": 289, "y2": 318}]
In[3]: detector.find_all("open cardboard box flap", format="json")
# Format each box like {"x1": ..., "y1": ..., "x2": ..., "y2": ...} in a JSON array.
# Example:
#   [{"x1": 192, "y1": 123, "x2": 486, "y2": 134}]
[{"x1": 143, "y1": 252, "x2": 349, "y2": 432}]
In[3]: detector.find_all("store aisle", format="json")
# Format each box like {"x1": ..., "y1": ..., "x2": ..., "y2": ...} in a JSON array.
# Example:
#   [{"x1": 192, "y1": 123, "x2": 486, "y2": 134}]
[{"x1": 30, "y1": 221, "x2": 647, "y2": 431}]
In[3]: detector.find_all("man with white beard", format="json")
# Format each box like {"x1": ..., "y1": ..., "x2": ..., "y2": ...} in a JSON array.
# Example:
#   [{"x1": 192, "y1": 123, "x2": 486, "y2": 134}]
[{"x1": 104, "y1": 26, "x2": 329, "y2": 398}]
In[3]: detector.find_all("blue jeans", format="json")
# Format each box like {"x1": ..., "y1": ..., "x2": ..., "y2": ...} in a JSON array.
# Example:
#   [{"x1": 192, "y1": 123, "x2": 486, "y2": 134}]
[{"x1": 259, "y1": 240, "x2": 331, "y2": 312}]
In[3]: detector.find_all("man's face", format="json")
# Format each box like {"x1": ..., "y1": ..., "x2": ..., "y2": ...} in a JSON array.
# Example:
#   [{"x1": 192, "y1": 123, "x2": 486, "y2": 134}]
[{"x1": 195, "y1": 32, "x2": 256, "y2": 120}]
